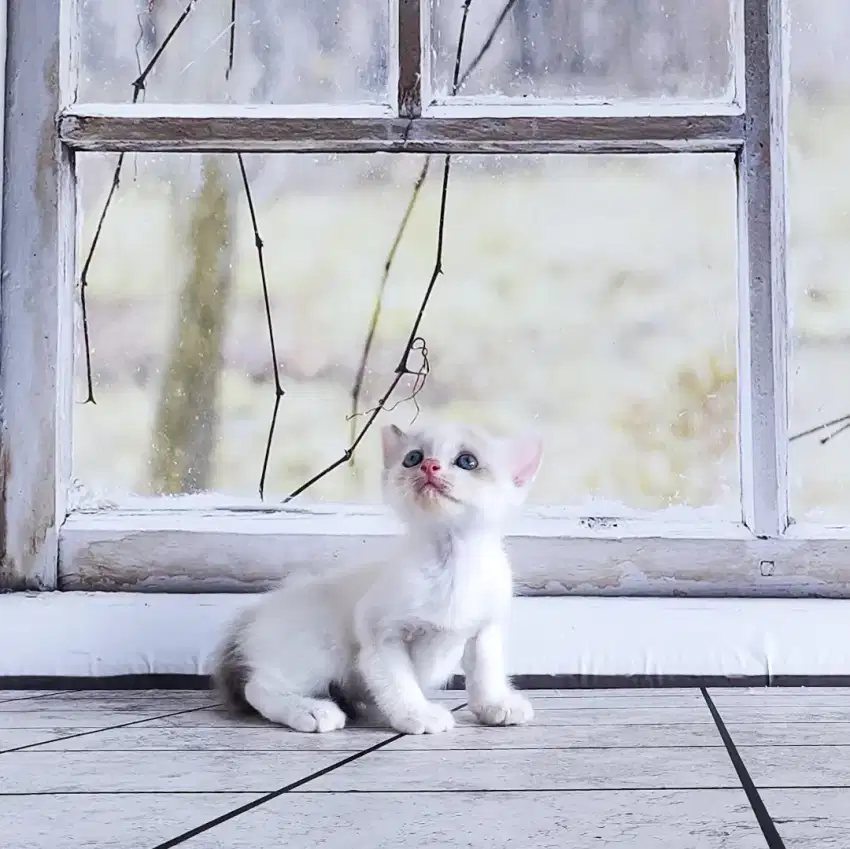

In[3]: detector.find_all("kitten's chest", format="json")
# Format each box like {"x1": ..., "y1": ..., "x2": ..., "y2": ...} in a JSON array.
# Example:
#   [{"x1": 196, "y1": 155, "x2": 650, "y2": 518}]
[{"x1": 415, "y1": 545, "x2": 511, "y2": 634}]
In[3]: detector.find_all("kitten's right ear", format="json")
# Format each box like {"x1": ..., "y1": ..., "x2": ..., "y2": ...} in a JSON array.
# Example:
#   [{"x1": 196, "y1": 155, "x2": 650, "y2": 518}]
[{"x1": 381, "y1": 424, "x2": 406, "y2": 467}]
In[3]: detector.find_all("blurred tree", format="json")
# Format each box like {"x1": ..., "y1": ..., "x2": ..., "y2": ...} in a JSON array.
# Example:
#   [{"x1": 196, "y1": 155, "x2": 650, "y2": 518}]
[
  {"x1": 149, "y1": 156, "x2": 234, "y2": 493},
  {"x1": 144, "y1": 1, "x2": 236, "y2": 493}
]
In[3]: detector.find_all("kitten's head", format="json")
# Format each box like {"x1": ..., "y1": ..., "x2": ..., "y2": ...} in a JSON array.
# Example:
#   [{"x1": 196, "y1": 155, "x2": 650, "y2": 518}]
[{"x1": 380, "y1": 419, "x2": 543, "y2": 530}]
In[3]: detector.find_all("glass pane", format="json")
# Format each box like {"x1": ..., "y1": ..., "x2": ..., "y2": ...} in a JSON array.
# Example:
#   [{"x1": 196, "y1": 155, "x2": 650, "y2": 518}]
[
  {"x1": 788, "y1": 0, "x2": 850, "y2": 521},
  {"x1": 78, "y1": 0, "x2": 390, "y2": 104},
  {"x1": 73, "y1": 152, "x2": 737, "y2": 512},
  {"x1": 429, "y1": 0, "x2": 736, "y2": 102}
]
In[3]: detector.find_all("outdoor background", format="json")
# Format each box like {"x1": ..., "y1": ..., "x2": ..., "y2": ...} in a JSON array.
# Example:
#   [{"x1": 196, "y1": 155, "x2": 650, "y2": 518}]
[{"x1": 72, "y1": 0, "x2": 850, "y2": 520}]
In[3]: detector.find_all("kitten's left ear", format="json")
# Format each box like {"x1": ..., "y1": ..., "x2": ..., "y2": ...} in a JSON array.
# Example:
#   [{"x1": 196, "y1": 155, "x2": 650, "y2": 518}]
[
  {"x1": 381, "y1": 424, "x2": 406, "y2": 467},
  {"x1": 509, "y1": 434, "x2": 543, "y2": 488}
]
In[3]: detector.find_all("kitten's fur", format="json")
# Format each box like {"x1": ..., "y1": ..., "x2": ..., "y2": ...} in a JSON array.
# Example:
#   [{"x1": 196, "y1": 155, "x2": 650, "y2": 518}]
[{"x1": 213, "y1": 418, "x2": 543, "y2": 735}]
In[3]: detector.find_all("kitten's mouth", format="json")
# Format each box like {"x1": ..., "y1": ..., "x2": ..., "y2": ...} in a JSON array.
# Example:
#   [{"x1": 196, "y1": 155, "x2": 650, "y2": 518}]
[{"x1": 415, "y1": 479, "x2": 460, "y2": 504}]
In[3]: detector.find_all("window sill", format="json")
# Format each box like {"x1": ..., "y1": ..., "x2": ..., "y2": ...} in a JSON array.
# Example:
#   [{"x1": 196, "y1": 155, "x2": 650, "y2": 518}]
[{"x1": 2, "y1": 592, "x2": 849, "y2": 683}]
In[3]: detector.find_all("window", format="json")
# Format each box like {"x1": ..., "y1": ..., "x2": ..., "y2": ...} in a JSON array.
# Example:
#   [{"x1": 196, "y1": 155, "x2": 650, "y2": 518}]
[{"x1": 5, "y1": 0, "x2": 843, "y2": 600}]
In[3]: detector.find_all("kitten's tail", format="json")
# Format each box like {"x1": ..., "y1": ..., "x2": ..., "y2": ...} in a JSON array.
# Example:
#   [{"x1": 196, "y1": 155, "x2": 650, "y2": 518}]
[{"x1": 211, "y1": 615, "x2": 255, "y2": 716}]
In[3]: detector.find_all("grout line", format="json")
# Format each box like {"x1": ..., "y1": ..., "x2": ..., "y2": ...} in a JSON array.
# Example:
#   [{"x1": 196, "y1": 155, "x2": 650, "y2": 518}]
[
  {"x1": 20, "y1": 739, "x2": 850, "y2": 753},
  {"x1": 0, "y1": 784, "x2": 846, "y2": 798},
  {"x1": 148, "y1": 702, "x2": 467, "y2": 849},
  {"x1": 0, "y1": 791, "x2": 264, "y2": 796},
  {"x1": 0, "y1": 704, "x2": 224, "y2": 755},
  {"x1": 0, "y1": 691, "x2": 67, "y2": 705},
  {"x1": 149, "y1": 735, "x2": 404, "y2": 847},
  {"x1": 25, "y1": 744, "x2": 732, "y2": 753},
  {"x1": 701, "y1": 688, "x2": 787, "y2": 849},
  {"x1": 292, "y1": 784, "x2": 850, "y2": 793}
]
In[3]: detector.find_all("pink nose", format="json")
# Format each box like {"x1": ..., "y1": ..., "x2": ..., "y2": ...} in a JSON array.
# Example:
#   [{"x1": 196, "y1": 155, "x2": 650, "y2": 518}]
[{"x1": 420, "y1": 458, "x2": 441, "y2": 476}]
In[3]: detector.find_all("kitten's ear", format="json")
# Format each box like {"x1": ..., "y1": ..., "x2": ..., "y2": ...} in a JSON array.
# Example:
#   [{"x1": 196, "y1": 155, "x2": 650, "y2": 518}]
[
  {"x1": 381, "y1": 424, "x2": 406, "y2": 467},
  {"x1": 509, "y1": 434, "x2": 543, "y2": 488}
]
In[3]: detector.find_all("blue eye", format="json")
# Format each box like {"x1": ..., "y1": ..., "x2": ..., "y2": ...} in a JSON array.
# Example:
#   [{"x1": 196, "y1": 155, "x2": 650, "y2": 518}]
[
  {"x1": 455, "y1": 452, "x2": 478, "y2": 471},
  {"x1": 402, "y1": 450, "x2": 424, "y2": 468}
]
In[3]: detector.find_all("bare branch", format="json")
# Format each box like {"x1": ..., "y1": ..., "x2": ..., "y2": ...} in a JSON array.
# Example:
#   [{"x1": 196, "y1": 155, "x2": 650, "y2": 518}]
[
  {"x1": 346, "y1": 0, "x2": 516, "y2": 453},
  {"x1": 347, "y1": 157, "x2": 431, "y2": 459},
  {"x1": 285, "y1": 0, "x2": 475, "y2": 502},
  {"x1": 132, "y1": 0, "x2": 199, "y2": 98},
  {"x1": 237, "y1": 154, "x2": 285, "y2": 500},
  {"x1": 77, "y1": 0, "x2": 201, "y2": 404},
  {"x1": 458, "y1": 0, "x2": 519, "y2": 88},
  {"x1": 791, "y1": 413, "x2": 850, "y2": 444},
  {"x1": 226, "y1": 0, "x2": 237, "y2": 80}
]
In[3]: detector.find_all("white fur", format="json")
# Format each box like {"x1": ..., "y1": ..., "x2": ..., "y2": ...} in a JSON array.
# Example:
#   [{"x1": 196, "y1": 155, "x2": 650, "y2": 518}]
[{"x1": 214, "y1": 418, "x2": 543, "y2": 734}]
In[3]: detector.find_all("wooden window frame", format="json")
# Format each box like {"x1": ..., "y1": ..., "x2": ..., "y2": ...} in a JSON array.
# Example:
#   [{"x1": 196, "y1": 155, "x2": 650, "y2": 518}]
[{"x1": 6, "y1": 0, "x2": 833, "y2": 599}]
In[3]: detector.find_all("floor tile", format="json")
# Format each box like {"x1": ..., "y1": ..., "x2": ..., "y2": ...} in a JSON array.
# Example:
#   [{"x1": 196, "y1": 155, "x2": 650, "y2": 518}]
[
  {"x1": 0, "y1": 691, "x2": 61, "y2": 704},
  {"x1": 382, "y1": 713, "x2": 722, "y2": 749},
  {"x1": 0, "y1": 710, "x2": 170, "y2": 729},
  {"x1": 511, "y1": 707, "x2": 714, "y2": 726},
  {"x1": 0, "y1": 729, "x2": 94, "y2": 752},
  {"x1": 181, "y1": 789, "x2": 765, "y2": 849},
  {"x1": 528, "y1": 694, "x2": 706, "y2": 709},
  {"x1": 762, "y1": 788, "x2": 850, "y2": 847},
  {"x1": 301, "y1": 746, "x2": 742, "y2": 792},
  {"x1": 709, "y1": 688, "x2": 850, "y2": 707},
  {"x1": 0, "y1": 693, "x2": 216, "y2": 713},
  {"x1": 5, "y1": 687, "x2": 848, "y2": 847},
  {"x1": 34, "y1": 724, "x2": 394, "y2": 751},
  {"x1": 736, "y1": 745, "x2": 850, "y2": 788},
  {"x1": 0, "y1": 750, "x2": 348, "y2": 793},
  {"x1": 0, "y1": 792, "x2": 263, "y2": 849},
  {"x1": 728, "y1": 722, "x2": 850, "y2": 746},
  {"x1": 150, "y1": 703, "x2": 464, "y2": 729},
  {"x1": 713, "y1": 705, "x2": 850, "y2": 723},
  {"x1": 499, "y1": 688, "x2": 703, "y2": 699}
]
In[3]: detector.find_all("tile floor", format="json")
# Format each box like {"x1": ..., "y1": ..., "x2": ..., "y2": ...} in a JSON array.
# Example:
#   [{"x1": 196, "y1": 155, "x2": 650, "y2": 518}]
[{"x1": 1, "y1": 687, "x2": 848, "y2": 848}]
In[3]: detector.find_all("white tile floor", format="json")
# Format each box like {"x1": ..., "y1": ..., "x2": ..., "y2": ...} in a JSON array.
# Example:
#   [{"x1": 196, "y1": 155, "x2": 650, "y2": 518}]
[{"x1": 1, "y1": 687, "x2": 848, "y2": 848}]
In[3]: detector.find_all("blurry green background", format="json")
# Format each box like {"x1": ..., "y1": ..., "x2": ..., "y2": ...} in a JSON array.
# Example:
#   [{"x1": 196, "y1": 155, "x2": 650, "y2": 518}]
[{"x1": 72, "y1": 0, "x2": 850, "y2": 520}]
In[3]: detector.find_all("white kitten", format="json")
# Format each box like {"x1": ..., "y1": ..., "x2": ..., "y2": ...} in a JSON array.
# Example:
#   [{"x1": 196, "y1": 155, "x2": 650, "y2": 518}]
[{"x1": 213, "y1": 418, "x2": 543, "y2": 735}]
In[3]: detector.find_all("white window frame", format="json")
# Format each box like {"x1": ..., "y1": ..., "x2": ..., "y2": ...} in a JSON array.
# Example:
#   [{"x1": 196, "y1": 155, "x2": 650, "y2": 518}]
[{"x1": 7, "y1": 0, "x2": 840, "y2": 601}]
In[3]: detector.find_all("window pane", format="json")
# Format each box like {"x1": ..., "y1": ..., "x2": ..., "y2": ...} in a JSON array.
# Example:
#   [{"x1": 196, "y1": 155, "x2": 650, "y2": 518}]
[
  {"x1": 78, "y1": 0, "x2": 390, "y2": 104},
  {"x1": 73, "y1": 152, "x2": 737, "y2": 512},
  {"x1": 789, "y1": 0, "x2": 850, "y2": 521},
  {"x1": 428, "y1": 0, "x2": 736, "y2": 102}
]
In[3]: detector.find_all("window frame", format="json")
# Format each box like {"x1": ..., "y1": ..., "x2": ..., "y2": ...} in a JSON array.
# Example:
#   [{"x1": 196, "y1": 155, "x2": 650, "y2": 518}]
[{"x1": 4, "y1": 0, "x2": 826, "y2": 597}]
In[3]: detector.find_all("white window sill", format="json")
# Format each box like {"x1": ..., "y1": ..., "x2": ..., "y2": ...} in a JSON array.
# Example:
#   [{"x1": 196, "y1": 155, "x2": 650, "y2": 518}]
[{"x1": 3, "y1": 593, "x2": 849, "y2": 682}]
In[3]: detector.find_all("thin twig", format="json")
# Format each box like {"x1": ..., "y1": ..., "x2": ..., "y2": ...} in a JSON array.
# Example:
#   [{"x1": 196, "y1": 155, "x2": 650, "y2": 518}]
[
  {"x1": 238, "y1": 153, "x2": 285, "y2": 500},
  {"x1": 821, "y1": 420, "x2": 850, "y2": 444},
  {"x1": 347, "y1": 157, "x2": 431, "y2": 458},
  {"x1": 132, "y1": 0, "x2": 199, "y2": 98},
  {"x1": 78, "y1": 158, "x2": 128, "y2": 404},
  {"x1": 226, "y1": 0, "x2": 237, "y2": 80},
  {"x1": 285, "y1": 0, "x2": 475, "y2": 503},
  {"x1": 457, "y1": 0, "x2": 519, "y2": 88},
  {"x1": 77, "y1": 0, "x2": 200, "y2": 404},
  {"x1": 346, "y1": 0, "x2": 518, "y2": 436},
  {"x1": 790, "y1": 413, "x2": 850, "y2": 443}
]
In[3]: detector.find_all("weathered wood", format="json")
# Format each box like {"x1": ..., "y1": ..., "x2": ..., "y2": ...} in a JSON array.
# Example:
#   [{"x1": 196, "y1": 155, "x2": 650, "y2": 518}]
[
  {"x1": 737, "y1": 0, "x2": 789, "y2": 537},
  {"x1": 0, "y1": 0, "x2": 75, "y2": 589},
  {"x1": 59, "y1": 104, "x2": 746, "y2": 154},
  {"x1": 397, "y1": 0, "x2": 422, "y2": 118},
  {"x1": 57, "y1": 510, "x2": 850, "y2": 595}
]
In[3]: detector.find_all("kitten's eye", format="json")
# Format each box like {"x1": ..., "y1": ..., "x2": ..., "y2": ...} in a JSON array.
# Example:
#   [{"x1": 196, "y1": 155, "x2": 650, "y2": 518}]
[
  {"x1": 454, "y1": 452, "x2": 479, "y2": 471},
  {"x1": 402, "y1": 450, "x2": 424, "y2": 468}
]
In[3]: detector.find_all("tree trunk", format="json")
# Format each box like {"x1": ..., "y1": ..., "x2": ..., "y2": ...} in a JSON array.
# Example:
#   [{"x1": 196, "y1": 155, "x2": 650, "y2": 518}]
[{"x1": 148, "y1": 157, "x2": 233, "y2": 494}]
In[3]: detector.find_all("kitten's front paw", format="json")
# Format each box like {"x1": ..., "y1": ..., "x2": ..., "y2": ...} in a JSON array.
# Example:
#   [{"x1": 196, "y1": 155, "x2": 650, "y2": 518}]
[
  {"x1": 389, "y1": 702, "x2": 455, "y2": 735},
  {"x1": 471, "y1": 692, "x2": 533, "y2": 727}
]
